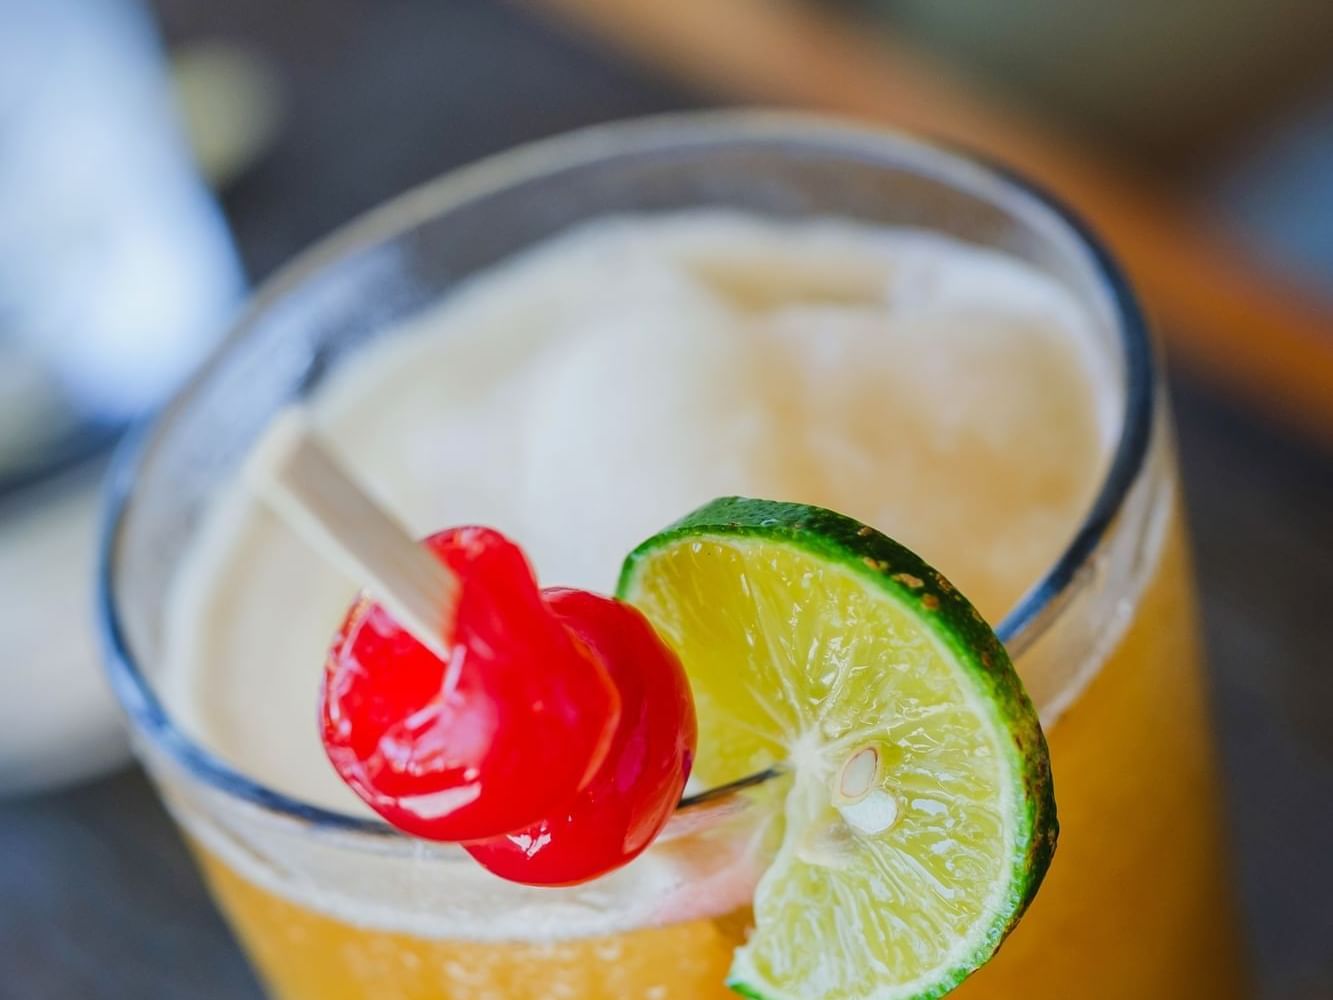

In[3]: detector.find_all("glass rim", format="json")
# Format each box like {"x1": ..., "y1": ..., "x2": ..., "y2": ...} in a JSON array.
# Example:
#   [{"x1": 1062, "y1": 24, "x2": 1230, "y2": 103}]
[{"x1": 97, "y1": 110, "x2": 1154, "y2": 840}]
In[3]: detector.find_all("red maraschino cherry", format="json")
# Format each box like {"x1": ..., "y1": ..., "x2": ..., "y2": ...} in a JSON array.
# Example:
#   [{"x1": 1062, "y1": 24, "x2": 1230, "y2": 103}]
[
  {"x1": 251, "y1": 415, "x2": 693, "y2": 876},
  {"x1": 465, "y1": 587, "x2": 696, "y2": 885},
  {"x1": 321, "y1": 527, "x2": 622, "y2": 842}
]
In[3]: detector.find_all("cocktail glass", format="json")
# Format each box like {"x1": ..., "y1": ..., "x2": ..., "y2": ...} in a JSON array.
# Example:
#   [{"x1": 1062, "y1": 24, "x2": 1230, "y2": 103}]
[{"x1": 100, "y1": 113, "x2": 1246, "y2": 999}]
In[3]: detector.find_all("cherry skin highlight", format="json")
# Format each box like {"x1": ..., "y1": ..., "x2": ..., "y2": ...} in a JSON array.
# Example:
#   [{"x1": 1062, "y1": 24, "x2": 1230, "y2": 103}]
[
  {"x1": 465, "y1": 587, "x2": 697, "y2": 886},
  {"x1": 320, "y1": 527, "x2": 620, "y2": 842}
]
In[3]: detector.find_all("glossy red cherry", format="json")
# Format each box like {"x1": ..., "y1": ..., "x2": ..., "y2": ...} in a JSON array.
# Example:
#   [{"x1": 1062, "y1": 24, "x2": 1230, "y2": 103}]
[
  {"x1": 321, "y1": 527, "x2": 621, "y2": 842},
  {"x1": 465, "y1": 587, "x2": 696, "y2": 886}
]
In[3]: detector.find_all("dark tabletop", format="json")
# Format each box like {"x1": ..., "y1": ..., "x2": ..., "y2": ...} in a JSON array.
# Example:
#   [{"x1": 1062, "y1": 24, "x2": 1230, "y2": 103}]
[{"x1": 2, "y1": 2, "x2": 1331, "y2": 998}]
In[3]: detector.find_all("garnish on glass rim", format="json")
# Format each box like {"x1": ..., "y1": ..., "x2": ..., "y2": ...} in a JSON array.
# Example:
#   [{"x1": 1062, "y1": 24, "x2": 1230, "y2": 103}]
[{"x1": 246, "y1": 411, "x2": 1057, "y2": 995}]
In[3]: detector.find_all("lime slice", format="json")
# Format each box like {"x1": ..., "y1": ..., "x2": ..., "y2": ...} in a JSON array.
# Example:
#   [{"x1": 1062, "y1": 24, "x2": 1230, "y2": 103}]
[{"x1": 617, "y1": 498, "x2": 1056, "y2": 1000}]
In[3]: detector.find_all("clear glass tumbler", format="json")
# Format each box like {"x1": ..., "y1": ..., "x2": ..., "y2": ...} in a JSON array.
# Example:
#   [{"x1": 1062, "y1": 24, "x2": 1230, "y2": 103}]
[{"x1": 100, "y1": 113, "x2": 1246, "y2": 999}]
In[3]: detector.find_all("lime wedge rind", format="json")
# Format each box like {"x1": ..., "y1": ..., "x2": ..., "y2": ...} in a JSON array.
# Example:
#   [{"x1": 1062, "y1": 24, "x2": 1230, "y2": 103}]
[{"x1": 618, "y1": 497, "x2": 1056, "y2": 1000}]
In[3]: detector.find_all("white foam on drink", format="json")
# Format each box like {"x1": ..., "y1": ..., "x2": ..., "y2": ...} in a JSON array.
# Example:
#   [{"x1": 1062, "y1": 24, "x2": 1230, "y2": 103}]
[{"x1": 161, "y1": 212, "x2": 1121, "y2": 935}]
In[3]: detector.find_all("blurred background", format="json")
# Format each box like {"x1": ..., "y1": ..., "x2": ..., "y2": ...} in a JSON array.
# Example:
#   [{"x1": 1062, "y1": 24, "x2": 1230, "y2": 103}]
[{"x1": 1, "y1": 0, "x2": 1330, "y2": 996}]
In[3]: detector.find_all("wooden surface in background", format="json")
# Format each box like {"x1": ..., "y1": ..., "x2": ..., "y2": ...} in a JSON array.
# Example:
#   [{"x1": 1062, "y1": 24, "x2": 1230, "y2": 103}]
[
  {"x1": 528, "y1": 0, "x2": 1333, "y2": 446},
  {"x1": 1, "y1": 2, "x2": 1329, "y2": 998}
]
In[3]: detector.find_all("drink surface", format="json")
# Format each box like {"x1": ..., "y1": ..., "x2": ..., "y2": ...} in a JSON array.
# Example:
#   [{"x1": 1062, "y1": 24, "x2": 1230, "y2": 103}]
[
  {"x1": 154, "y1": 212, "x2": 1246, "y2": 997},
  {"x1": 163, "y1": 211, "x2": 1113, "y2": 821}
]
